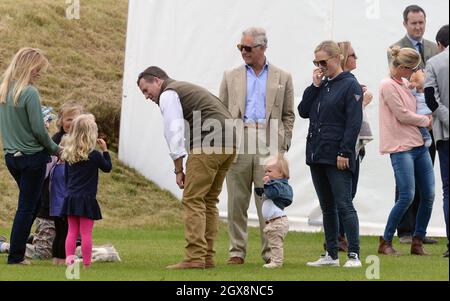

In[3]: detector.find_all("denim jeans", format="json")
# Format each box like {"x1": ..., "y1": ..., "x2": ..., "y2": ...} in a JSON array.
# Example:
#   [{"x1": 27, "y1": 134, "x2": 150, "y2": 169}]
[
  {"x1": 5, "y1": 150, "x2": 50, "y2": 264},
  {"x1": 396, "y1": 131, "x2": 436, "y2": 237},
  {"x1": 437, "y1": 141, "x2": 449, "y2": 248},
  {"x1": 310, "y1": 164, "x2": 360, "y2": 259},
  {"x1": 338, "y1": 157, "x2": 360, "y2": 236},
  {"x1": 384, "y1": 146, "x2": 435, "y2": 241}
]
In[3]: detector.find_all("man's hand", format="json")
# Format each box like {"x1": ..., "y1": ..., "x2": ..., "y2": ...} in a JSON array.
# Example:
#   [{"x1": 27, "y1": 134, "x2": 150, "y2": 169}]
[
  {"x1": 176, "y1": 172, "x2": 185, "y2": 189},
  {"x1": 337, "y1": 156, "x2": 349, "y2": 170}
]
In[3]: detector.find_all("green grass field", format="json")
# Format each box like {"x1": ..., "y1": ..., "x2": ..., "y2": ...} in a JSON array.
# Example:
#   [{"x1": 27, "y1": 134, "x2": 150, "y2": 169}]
[{"x1": 0, "y1": 225, "x2": 448, "y2": 281}]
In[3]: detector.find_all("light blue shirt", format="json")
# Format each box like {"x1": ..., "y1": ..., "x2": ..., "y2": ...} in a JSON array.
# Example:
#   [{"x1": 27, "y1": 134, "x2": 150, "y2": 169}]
[
  {"x1": 244, "y1": 61, "x2": 269, "y2": 124},
  {"x1": 407, "y1": 34, "x2": 424, "y2": 53}
]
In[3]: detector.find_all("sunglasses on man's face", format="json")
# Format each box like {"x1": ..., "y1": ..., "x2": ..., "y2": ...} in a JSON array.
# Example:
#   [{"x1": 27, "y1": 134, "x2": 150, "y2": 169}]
[{"x1": 237, "y1": 44, "x2": 262, "y2": 52}]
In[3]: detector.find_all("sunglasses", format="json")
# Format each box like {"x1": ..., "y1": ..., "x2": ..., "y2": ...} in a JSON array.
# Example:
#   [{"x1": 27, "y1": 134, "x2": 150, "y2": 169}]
[
  {"x1": 237, "y1": 44, "x2": 262, "y2": 52},
  {"x1": 313, "y1": 57, "x2": 333, "y2": 67}
]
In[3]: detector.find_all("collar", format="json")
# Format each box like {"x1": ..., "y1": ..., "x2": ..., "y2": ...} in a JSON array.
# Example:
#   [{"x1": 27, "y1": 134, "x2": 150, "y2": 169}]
[
  {"x1": 406, "y1": 34, "x2": 424, "y2": 46},
  {"x1": 245, "y1": 58, "x2": 269, "y2": 71}
]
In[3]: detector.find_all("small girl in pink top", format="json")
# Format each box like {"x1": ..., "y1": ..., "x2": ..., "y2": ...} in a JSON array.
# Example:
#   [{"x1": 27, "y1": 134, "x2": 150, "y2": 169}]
[{"x1": 378, "y1": 46, "x2": 435, "y2": 257}]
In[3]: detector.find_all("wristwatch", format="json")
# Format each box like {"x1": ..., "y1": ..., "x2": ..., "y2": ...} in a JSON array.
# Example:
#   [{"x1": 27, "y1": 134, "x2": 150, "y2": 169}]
[
  {"x1": 174, "y1": 169, "x2": 183, "y2": 174},
  {"x1": 337, "y1": 152, "x2": 349, "y2": 158}
]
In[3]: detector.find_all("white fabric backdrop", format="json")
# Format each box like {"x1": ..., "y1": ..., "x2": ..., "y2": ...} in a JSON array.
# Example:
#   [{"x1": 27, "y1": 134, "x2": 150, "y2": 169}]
[{"x1": 119, "y1": 0, "x2": 449, "y2": 236}]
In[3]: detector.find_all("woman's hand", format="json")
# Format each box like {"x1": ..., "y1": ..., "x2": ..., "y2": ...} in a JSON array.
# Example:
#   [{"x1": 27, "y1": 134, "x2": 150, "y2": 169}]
[
  {"x1": 97, "y1": 139, "x2": 108, "y2": 152},
  {"x1": 313, "y1": 68, "x2": 323, "y2": 87},
  {"x1": 337, "y1": 156, "x2": 349, "y2": 170},
  {"x1": 176, "y1": 172, "x2": 185, "y2": 189},
  {"x1": 427, "y1": 115, "x2": 433, "y2": 130}
]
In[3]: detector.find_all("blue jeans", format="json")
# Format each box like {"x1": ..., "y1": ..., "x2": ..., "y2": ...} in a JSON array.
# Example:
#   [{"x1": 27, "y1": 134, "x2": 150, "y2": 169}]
[
  {"x1": 338, "y1": 157, "x2": 360, "y2": 236},
  {"x1": 437, "y1": 141, "x2": 449, "y2": 248},
  {"x1": 5, "y1": 150, "x2": 50, "y2": 264},
  {"x1": 384, "y1": 146, "x2": 435, "y2": 241},
  {"x1": 310, "y1": 164, "x2": 360, "y2": 259}
]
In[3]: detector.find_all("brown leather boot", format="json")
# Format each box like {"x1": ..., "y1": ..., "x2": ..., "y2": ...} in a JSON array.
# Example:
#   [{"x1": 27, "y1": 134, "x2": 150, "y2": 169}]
[
  {"x1": 338, "y1": 235, "x2": 349, "y2": 252},
  {"x1": 378, "y1": 236, "x2": 400, "y2": 255},
  {"x1": 411, "y1": 236, "x2": 430, "y2": 256}
]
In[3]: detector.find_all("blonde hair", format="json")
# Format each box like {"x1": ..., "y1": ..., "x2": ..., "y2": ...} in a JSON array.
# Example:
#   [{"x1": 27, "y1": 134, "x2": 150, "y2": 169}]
[
  {"x1": 264, "y1": 153, "x2": 290, "y2": 179},
  {"x1": 338, "y1": 41, "x2": 352, "y2": 70},
  {"x1": 389, "y1": 46, "x2": 421, "y2": 69},
  {"x1": 61, "y1": 114, "x2": 98, "y2": 164},
  {"x1": 0, "y1": 47, "x2": 49, "y2": 105},
  {"x1": 56, "y1": 101, "x2": 84, "y2": 131},
  {"x1": 315, "y1": 40, "x2": 343, "y2": 60}
]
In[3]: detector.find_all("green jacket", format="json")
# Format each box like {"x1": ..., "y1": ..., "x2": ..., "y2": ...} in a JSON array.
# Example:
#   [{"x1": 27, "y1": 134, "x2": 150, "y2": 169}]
[{"x1": 0, "y1": 85, "x2": 59, "y2": 155}]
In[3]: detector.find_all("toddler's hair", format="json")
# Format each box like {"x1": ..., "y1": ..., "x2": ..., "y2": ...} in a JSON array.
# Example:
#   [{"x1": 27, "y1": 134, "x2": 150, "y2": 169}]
[
  {"x1": 264, "y1": 153, "x2": 290, "y2": 179},
  {"x1": 56, "y1": 101, "x2": 84, "y2": 131},
  {"x1": 61, "y1": 113, "x2": 98, "y2": 164}
]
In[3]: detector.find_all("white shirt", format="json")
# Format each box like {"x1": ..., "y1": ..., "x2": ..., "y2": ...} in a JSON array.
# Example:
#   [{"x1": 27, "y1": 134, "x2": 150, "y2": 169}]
[
  {"x1": 262, "y1": 199, "x2": 285, "y2": 221},
  {"x1": 159, "y1": 90, "x2": 188, "y2": 161}
]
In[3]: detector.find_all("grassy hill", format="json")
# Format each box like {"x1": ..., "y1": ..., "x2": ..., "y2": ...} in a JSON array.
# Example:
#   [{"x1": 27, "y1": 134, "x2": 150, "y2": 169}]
[{"x1": 0, "y1": 0, "x2": 183, "y2": 228}]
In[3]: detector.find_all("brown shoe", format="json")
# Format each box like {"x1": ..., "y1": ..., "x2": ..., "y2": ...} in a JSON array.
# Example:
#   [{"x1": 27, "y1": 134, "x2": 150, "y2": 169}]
[
  {"x1": 205, "y1": 259, "x2": 216, "y2": 269},
  {"x1": 338, "y1": 235, "x2": 349, "y2": 253},
  {"x1": 227, "y1": 256, "x2": 244, "y2": 265},
  {"x1": 166, "y1": 261, "x2": 205, "y2": 269},
  {"x1": 378, "y1": 236, "x2": 400, "y2": 255},
  {"x1": 411, "y1": 236, "x2": 430, "y2": 256}
]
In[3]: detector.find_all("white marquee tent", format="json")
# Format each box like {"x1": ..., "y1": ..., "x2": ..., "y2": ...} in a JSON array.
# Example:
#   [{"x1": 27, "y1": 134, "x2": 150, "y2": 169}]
[{"x1": 119, "y1": 0, "x2": 449, "y2": 236}]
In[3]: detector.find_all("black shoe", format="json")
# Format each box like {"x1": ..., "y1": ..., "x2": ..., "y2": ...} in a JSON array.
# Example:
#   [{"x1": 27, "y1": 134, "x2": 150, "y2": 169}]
[
  {"x1": 443, "y1": 250, "x2": 449, "y2": 258},
  {"x1": 422, "y1": 237, "x2": 438, "y2": 244},
  {"x1": 76, "y1": 238, "x2": 82, "y2": 247},
  {"x1": 27, "y1": 235, "x2": 34, "y2": 244}
]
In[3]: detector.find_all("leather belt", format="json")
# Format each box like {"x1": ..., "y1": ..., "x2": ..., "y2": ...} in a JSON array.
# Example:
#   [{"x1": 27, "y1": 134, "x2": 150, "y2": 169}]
[{"x1": 265, "y1": 215, "x2": 287, "y2": 224}]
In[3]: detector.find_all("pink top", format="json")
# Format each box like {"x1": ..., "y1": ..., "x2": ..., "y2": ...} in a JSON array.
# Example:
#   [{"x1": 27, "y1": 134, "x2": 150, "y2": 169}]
[{"x1": 379, "y1": 77, "x2": 430, "y2": 154}]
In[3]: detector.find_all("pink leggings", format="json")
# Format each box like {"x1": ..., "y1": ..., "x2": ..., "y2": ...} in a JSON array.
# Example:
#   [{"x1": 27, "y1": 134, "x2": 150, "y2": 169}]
[{"x1": 65, "y1": 216, "x2": 94, "y2": 266}]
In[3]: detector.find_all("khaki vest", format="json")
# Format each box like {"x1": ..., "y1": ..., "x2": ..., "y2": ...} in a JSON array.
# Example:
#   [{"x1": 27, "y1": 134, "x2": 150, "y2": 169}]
[{"x1": 161, "y1": 79, "x2": 236, "y2": 151}]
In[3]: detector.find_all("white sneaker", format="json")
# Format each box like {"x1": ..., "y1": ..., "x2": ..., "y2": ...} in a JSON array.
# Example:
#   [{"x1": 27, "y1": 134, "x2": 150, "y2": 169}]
[
  {"x1": 263, "y1": 262, "x2": 282, "y2": 268},
  {"x1": 306, "y1": 252, "x2": 340, "y2": 267},
  {"x1": 343, "y1": 252, "x2": 362, "y2": 268}
]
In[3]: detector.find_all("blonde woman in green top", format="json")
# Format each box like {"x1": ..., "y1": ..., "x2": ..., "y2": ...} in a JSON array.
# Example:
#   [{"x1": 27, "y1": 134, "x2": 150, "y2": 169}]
[{"x1": 0, "y1": 47, "x2": 60, "y2": 265}]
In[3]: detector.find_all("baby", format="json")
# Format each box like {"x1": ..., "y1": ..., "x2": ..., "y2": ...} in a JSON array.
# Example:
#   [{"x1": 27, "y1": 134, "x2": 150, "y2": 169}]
[
  {"x1": 410, "y1": 70, "x2": 432, "y2": 148},
  {"x1": 255, "y1": 154, "x2": 293, "y2": 268}
]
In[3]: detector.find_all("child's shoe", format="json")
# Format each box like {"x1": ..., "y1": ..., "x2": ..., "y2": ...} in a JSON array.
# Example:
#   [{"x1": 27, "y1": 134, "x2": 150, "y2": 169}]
[{"x1": 263, "y1": 262, "x2": 282, "y2": 268}]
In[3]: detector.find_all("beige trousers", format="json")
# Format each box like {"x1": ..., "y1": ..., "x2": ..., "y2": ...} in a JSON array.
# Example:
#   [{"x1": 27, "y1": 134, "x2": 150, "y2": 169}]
[
  {"x1": 183, "y1": 151, "x2": 235, "y2": 263},
  {"x1": 263, "y1": 216, "x2": 289, "y2": 265},
  {"x1": 226, "y1": 127, "x2": 271, "y2": 262}
]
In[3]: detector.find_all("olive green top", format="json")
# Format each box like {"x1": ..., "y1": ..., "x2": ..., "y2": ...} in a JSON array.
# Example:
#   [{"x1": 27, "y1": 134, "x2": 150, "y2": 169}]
[{"x1": 0, "y1": 85, "x2": 59, "y2": 155}]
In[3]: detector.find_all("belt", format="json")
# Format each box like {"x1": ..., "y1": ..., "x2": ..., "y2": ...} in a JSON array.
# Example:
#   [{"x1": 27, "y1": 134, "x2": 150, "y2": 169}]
[
  {"x1": 244, "y1": 123, "x2": 266, "y2": 129},
  {"x1": 265, "y1": 215, "x2": 287, "y2": 224}
]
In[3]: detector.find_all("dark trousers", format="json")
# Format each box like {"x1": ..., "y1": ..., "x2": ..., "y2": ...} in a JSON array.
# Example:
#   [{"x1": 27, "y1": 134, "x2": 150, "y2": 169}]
[
  {"x1": 437, "y1": 141, "x2": 449, "y2": 248},
  {"x1": 5, "y1": 150, "x2": 50, "y2": 264},
  {"x1": 310, "y1": 164, "x2": 360, "y2": 259},
  {"x1": 52, "y1": 216, "x2": 68, "y2": 259},
  {"x1": 396, "y1": 130, "x2": 436, "y2": 237},
  {"x1": 339, "y1": 157, "x2": 360, "y2": 236}
]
